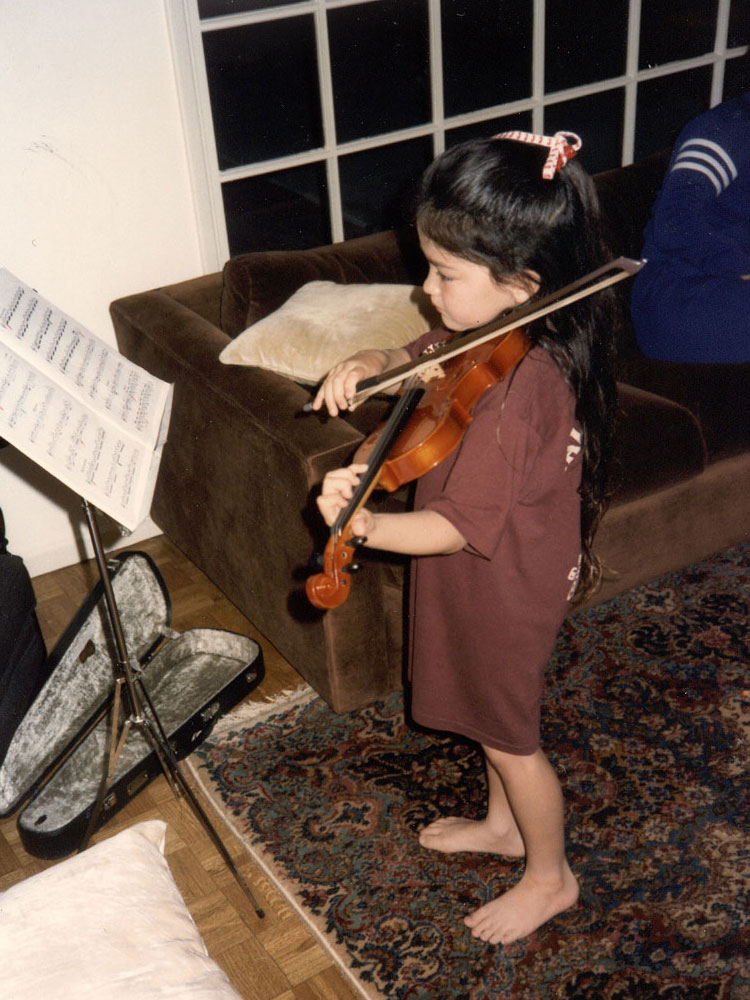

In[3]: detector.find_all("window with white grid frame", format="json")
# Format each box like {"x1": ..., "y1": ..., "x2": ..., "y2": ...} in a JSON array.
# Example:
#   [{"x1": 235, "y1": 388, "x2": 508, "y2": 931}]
[{"x1": 166, "y1": 0, "x2": 748, "y2": 270}]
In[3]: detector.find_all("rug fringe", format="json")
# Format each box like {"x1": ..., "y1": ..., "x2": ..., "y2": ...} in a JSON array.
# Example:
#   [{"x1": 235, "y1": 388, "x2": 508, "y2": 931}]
[
  {"x1": 184, "y1": 749, "x2": 376, "y2": 1000},
  {"x1": 208, "y1": 684, "x2": 317, "y2": 740}
]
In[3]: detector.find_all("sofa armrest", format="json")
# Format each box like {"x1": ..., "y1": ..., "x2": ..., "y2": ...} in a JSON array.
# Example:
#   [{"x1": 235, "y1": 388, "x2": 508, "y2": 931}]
[
  {"x1": 111, "y1": 288, "x2": 365, "y2": 469},
  {"x1": 110, "y1": 286, "x2": 404, "y2": 710}
]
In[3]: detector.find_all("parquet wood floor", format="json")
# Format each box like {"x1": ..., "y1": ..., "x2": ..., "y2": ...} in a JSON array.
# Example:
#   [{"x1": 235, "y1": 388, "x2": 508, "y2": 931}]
[{"x1": 0, "y1": 534, "x2": 361, "y2": 1000}]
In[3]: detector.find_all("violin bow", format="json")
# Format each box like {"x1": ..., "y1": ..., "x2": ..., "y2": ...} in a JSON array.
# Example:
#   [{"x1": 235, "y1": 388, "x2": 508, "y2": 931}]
[{"x1": 349, "y1": 256, "x2": 645, "y2": 407}]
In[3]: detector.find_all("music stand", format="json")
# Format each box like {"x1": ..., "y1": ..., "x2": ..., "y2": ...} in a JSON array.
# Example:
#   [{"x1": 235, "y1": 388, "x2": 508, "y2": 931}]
[{"x1": 79, "y1": 497, "x2": 265, "y2": 918}]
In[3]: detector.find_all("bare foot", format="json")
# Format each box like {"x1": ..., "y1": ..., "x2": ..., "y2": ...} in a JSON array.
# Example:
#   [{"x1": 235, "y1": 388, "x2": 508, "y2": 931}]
[
  {"x1": 464, "y1": 862, "x2": 579, "y2": 945},
  {"x1": 418, "y1": 816, "x2": 525, "y2": 858}
]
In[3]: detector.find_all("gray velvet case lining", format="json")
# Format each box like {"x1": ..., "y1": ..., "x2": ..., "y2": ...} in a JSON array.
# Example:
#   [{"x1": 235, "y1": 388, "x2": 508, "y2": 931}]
[
  {"x1": 0, "y1": 553, "x2": 258, "y2": 823},
  {"x1": 19, "y1": 628, "x2": 258, "y2": 835}
]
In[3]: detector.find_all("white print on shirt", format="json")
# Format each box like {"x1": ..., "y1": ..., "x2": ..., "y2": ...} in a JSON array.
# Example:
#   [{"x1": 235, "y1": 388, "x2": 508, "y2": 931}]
[
  {"x1": 566, "y1": 555, "x2": 582, "y2": 602},
  {"x1": 565, "y1": 427, "x2": 582, "y2": 469}
]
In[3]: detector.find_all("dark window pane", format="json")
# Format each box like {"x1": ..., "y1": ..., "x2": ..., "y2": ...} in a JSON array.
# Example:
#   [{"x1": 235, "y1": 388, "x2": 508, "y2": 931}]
[
  {"x1": 339, "y1": 138, "x2": 433, "y2": 240},
  {"x1": 222, "y1": 163, "x2": 331, "y2": 255},
  {"x1": 723, "y1": 52, "x2": 750, "y2": 100},
  {"x1": 198, "y1": 0, "x2": 297, "y2": 16},
  {"x1": 203, "y1": 17, "x2": 322, "y2": 169},
  {"x1": 441, "y1": 0, "x2": 532, "y2": 116},
  {"x1": 545, "y1": 0, "x2": 627, "y2": 92},
  {"x1": 446, "y1": 110, "x2": 533, "y2": 147},
  {"x1": 544, "y1": 89, "x2": 624, "y2": 174},
  {"x1": 728, "y1": 0, "x2": 749, "y2": 46},
  {"x1": 634, "y1": 67, "x2": 713, "y2": 160},
  {"x1": 639, "y1": 1, "x2": 718, "y2": 69},
  {"x1": 328, "y1": 1, "x2": 430, "y2": 143}
]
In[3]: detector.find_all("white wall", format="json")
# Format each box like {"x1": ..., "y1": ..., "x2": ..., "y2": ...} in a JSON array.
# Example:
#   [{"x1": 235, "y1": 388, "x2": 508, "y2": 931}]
[{"x1": 0, "y1": 1, "x2": 203, "y2": 577}]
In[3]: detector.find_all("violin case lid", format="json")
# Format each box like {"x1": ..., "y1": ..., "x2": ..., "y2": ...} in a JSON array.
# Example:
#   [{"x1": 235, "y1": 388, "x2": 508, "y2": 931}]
[{"x1": 0, "y1": 550, "x2": 264, "y2": 858}]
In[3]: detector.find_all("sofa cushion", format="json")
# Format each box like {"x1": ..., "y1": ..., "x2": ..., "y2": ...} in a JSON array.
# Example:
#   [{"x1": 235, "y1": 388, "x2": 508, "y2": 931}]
[
  {"x1": 219, "y1": 280, "x2": 439, "y2": 384},
  {"x1": 618, "y1": 356, "x2": 750, "y2": 463},
  {"x1": 220, "y1": 227, "x2": 426, "y2": 337},
  {"x1": 611, "y1": 382, "x2": 706, "y2": 502}
]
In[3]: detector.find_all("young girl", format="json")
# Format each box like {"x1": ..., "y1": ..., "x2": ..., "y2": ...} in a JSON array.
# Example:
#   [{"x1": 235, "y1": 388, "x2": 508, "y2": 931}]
[{"x1": 311, "y1": 132, "x2": 618, "y2": 946}]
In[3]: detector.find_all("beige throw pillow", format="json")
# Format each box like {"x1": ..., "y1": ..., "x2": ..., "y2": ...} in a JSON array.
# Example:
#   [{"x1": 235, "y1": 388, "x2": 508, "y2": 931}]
[{"x1": 219, "y1": 281, "x2": 439, "y2": 384}]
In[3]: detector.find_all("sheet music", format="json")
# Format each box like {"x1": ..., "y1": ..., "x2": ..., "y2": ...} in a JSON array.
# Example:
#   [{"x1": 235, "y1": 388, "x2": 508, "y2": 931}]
[
  {"x1": 0, "y1": 268, "x2": 170, "y2": 451},
  {"x1": 0, "y1": 268, "x2": 172, "y2": 530}
]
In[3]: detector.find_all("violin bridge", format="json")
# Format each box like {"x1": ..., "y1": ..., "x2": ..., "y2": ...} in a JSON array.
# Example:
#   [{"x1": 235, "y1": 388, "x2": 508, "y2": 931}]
[{"x1": 418, "y1": 361, "x2": 445, "y2": 383}]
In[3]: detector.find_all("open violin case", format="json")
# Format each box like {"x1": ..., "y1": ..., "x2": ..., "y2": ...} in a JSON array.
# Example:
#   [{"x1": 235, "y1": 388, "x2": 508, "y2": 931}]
[{"x1": 0, "y1": 550, "x2": 264, "y2": 859}]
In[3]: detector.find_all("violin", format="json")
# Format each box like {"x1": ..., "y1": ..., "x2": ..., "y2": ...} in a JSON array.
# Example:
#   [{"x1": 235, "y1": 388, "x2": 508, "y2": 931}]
[{"x1": 305, "y1": 256, "x2": 645, "y2": 610}]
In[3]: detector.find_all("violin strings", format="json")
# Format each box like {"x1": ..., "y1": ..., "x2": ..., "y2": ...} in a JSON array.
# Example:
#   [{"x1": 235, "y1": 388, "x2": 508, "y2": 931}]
[{"x1": 332, "y1": 385, "x2": 424, "y2": 537}]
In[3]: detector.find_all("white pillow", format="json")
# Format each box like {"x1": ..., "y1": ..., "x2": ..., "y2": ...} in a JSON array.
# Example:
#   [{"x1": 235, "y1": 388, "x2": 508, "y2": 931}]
[
  {"x1": 0, "y1": 820, "x2": 241, "y2": 1000},
  {"x1": 219, "y1": 280, "x2": 439, "y2": 384}
]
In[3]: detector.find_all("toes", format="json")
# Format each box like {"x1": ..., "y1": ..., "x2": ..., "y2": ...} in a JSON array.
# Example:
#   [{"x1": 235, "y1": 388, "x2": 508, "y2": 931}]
[
  {"x1": 464, "y1": 911, "x2": 515, "y2": 946},
  {"x1": 464, "y1": 913, "x2": 504, "y2": 944}
]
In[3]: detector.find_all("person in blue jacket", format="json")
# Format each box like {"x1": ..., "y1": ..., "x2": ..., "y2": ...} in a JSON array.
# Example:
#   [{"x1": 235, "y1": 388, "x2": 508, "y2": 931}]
[{"x1": 631, "y1": 92, "x2": 749, "y2": 363}]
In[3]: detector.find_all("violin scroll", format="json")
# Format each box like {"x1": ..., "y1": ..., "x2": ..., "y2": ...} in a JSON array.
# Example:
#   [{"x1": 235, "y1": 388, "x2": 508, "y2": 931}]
[{"x1": 305, "y1": 527, "x2": 365, "y2": 609}]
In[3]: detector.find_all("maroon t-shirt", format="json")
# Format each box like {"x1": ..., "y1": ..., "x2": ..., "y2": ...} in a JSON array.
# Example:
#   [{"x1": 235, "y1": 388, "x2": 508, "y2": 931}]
[{"x1": 405, "y1": 334, "x2": 583, "y2": 754}]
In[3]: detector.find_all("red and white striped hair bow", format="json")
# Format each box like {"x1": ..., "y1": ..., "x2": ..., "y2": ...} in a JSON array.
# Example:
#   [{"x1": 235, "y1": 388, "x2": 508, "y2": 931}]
[{"x1": 492, "y1": 130, "x2": 582, "y2": 179}]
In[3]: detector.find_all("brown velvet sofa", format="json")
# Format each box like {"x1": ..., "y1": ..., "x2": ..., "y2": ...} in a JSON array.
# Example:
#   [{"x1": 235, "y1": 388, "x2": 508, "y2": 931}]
[{"x1": 111, "y1": 151, "x2": 750, "y2": 712}]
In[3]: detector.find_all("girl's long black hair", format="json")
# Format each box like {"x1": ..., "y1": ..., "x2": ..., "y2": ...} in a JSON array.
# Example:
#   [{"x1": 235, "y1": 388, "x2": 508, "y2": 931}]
[{"x1": 415, "y1": 137, "x2": 619, "y2": 600}]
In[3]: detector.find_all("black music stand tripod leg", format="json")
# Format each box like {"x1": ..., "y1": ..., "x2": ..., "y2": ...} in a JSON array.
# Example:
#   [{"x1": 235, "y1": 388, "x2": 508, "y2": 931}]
[{"x1": 78, "y1": 498, "x2": 265, "y2": 919}]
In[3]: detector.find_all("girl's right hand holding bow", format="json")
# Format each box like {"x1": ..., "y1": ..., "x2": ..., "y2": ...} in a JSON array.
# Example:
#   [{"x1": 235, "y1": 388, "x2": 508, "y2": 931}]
[{"x1": 310, "y1": 347, "x2": 410, "y2": 416}]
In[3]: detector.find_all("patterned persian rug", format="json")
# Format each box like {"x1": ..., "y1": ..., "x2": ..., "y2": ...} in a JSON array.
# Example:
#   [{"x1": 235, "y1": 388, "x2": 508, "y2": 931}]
[{"x1": 189, "y1": 546, "x2": 749, "y2": 999}]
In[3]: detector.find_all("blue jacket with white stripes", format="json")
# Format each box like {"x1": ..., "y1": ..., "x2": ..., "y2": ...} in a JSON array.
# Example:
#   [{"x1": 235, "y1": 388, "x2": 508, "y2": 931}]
[{"x1": 631, "y1": 93, "x2": 750, "y2": 363}]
